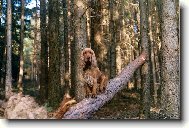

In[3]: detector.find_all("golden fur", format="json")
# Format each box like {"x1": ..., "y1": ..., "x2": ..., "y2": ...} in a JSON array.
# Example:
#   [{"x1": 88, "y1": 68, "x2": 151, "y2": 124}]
[{"x1": 80, "y1": 48, "x2": 108, "y2": 98}]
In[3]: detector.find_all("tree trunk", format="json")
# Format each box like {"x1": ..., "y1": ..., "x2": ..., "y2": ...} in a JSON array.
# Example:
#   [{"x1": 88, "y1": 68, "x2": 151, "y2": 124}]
[
  {"x1": 48, "y1": 0, "x2": 61, "y2": 108},
  {"x1": 109, "y1": 0, "x2": 116, "y2": 79},
  {"x1": 17, "y1": 0, "x2": 25, "y2": 93},
  {"x1": 63, "y1": 52, "x2": 146, "y2": 119},
  {"x1": 39, "y1": 0, "x2": 48, "y2": 103},
  {"x1": 33, "y1": 1, "x2": 39, "y2": 90},
  {"x1": 139, "y1": 0, "x2": 151, "y2": 119},
  {"x1": 86, "y1": 1, "x2": 91, "y2": 47},
  {"x1": 59, "y1": 1, "x2": 65, "y2": 96},
  {"x1": 70, "y1": 0, "x2": 75, "y2": 97},
  {"x1": 132, "y1": 0, "x2": 141, "y2": 90},
  {"x1": 148, "y1": 0, "x2": 158, "y2": 107},
  {"x1": 101, "y1": 0, "x2": 109, "y2": 73},
  {"x1": 62, "y1": 0, "x2": 70, "y2": 94},
  {"x1": 160, "y1": 0, "x2": 180, "y2": 119},
  {"x1": 0, "y1": 0, "x2": 5, "y2": 98},
  {"x1": 5, "y1": 0, "x2": 12, "y2": 99},
  {"x1": 0, "y1": 0, "x2": 5, "y2": 90},
  {"x1": 71, "y1": 0, "x2": 87, "y2": 101},
  {"x1": 90, "y1": 0, "x2": 105, "y2": 72}
]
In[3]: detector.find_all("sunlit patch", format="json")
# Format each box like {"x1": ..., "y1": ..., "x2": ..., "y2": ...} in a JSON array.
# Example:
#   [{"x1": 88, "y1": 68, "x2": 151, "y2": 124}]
[
  {"x1": 113, "y1": 10, "x2": 119, "y2": 20},
  {"x1": 76, "y1": 1, "x2": 85, "y2": 9},
  {"x1": 94, "y1": 32, "x2": 102, "y2": 44}
]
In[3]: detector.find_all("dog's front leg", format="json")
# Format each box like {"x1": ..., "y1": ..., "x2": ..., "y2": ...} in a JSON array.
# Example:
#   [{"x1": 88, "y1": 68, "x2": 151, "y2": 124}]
[
  {"x1": 99, "y1": 75, "x2": 108, "y2": 93},
  {"x1": 91, "y1": 79, "x2": 97, "y2": 98},
  {"x1": 85, "y1": 85, "x2": 91, "y2": 98}
]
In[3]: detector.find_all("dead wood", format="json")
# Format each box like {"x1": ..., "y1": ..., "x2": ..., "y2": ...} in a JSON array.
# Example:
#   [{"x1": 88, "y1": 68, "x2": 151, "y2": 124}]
[{"x1": 63, "y1": 52, "x2": 146, "y2": 119}]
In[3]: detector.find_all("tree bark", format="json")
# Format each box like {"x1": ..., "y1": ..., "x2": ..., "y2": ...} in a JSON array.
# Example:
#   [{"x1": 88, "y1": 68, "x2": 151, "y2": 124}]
[
  {"x1": 160, "y1": 0, "x2": 180, "y2": 119},
  {"x1": 63, "y1": 52, "x2": 146, "y2": 119},
  {"x1": 148, "y1": 0, "x2": 158, "y2": 107},
  {"x1": 62, "y1": 0, "x2": 70, "y2": 94},
  {"x1": 0, "y1": 0, "x2": 4, "y2": 87},
  {"x1": 71, "y1": 0, "x2": 87, "y2": 101},
  {"x1": 139, "y1": 0, "x2": 151, "y2": 119},
  {"x1": 40, "y1": 0, "x2": 48, "y2": 103},
  {"x1": 17, "y1": 0, "x2": 25, "y2": 93},
  {"x1": 32, "y1": 0, "x2": 39, "y2": 89},
  {"x1": 70, "y1": 0, "x2": 75, "y2": 97},
  {"x1": 132, "y1": 0, "x2": 141, "y2": 90},
  {"x1": 5, "y1": 0, "x2": 13, "y2": 99},
  {"x1": 48, "y1": 0, "x2": 61, "y2": 108},
  {"x1": 90, "y1": 0, "x2": 104, "y2": 71},
  {"x1": 109, "y1": 0, "x2": 116, "y2": 79}
]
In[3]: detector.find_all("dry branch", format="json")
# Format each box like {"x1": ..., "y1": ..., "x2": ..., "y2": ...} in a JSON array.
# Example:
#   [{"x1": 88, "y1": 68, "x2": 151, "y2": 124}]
[{"x1": 63, "y1": 52, "x2": 147, "y2": 119}]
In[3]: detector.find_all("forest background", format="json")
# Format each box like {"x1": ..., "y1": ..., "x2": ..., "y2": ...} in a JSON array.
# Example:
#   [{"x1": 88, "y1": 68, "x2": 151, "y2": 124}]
[{"x1": 0, "y1": 0, "x2": 181, "y2": 120}]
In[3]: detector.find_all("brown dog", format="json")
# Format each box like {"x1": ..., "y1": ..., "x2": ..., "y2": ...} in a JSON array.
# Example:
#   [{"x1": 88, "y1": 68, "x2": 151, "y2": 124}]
[{"x1": 80, "y1": 48, "x2": 108, "y2": 98}]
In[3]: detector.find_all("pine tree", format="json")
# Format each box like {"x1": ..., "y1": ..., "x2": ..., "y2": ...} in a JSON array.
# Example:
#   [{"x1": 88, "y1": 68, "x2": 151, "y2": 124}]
[
  {"x1": 48, "y1": 0, "x2": 61, "y2": 108},
  {"x1": 160, "y1": 0, "x2": 180, "y2": 119},
  {"x1": 71, "y1": 0, "x2": 87, "y2": 101},
  {"x1": 40, "y1": 0, "x2": 48, "y2": 103},
  {"x1": 17, "y1": 0, "x2": 25, "y2": 93},
  {"x1": 139, "y1": 0, "x2": 151, "y2": 119},
  {"x1": 5, "y1": 0, "x2": 13, "y2": 99}
]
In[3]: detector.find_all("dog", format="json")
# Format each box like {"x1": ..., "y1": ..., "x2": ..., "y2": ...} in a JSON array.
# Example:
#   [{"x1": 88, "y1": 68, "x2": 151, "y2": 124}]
[{"x1": 80, "y1": 48, "x2": 108, "y2": 98}]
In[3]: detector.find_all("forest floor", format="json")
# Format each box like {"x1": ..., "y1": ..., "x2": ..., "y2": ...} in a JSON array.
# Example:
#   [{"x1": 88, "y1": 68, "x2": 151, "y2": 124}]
[
  {"x1": 92, "y1": 88, "x2": 165, "y2": 119},
  {"x1": 0, "y1": 80, "x2": 164, "y2": 119},
  {"x1": 92, "y1": 89, "x2": 141, "y2": 119}
]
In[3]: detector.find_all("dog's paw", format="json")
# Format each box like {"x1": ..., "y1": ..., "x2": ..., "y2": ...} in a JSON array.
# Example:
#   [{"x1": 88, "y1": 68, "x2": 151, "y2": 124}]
[{"x1": 91, "y1": 94, "x2": 97, "y2": 98}]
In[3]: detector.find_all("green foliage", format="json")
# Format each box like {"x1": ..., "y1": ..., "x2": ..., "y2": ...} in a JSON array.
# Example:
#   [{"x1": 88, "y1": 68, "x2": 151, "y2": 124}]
[{"x1": 0, "y1": 0, "x2": 36, "y2": 81}]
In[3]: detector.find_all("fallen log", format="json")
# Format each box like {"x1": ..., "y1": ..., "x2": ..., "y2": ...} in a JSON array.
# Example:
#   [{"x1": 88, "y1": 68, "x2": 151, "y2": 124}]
[{"x1": 63, "y1": 52, "x2": 147, "y2": 119}]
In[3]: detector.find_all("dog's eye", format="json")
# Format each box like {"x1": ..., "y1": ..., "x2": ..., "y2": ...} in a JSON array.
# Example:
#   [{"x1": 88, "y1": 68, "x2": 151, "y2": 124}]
[{"x1": 90, "y1": 51, "x2": 93, "y2": 54}]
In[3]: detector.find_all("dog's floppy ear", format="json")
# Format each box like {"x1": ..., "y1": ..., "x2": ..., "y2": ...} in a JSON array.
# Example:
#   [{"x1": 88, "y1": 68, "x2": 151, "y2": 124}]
[
  {"x1": 91, "y1": 49, "x2": 97, "y2": 67},
  {"x1": 79, "y1": 49, "x2": 85, "y2": 69}
]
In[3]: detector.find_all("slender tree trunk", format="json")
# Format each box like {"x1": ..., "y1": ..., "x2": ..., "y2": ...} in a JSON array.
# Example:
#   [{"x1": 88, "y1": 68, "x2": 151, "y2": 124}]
[
  {"x1": 139, "y1": 0, "x2": 151, "y2": 119},
  {"x1": 154, "y1": 0, "x2": 163, "y2": 107},
  {"x1": 72, "y1": 0, "x2": 87, "y2": 101},
  {"x1": 0, "y1": 0, "x2": 4, "y2": 88},
  {"x1": 0, "y1": 0, "x2": 6, "y2": 98},
  {"x1": 5, "y1": 0, "x2": 12, "y2": 99},
  {"x1": 39, "y1": 0, "x2": 48, "y2": 103},
  {"x1": 59, "y1": 2, "x2": 65, "y2": 96},
  {"x1": 101, "y1": 0, "x2": 109, "y2": 73},
  {"x1": 33, "y1": 1, "x2": 38, "y2": 89},
  {"x1": 86, "y1": 1, "x2": 91, "y2": 47},
  {"x1": 90, "y1": 0, "x2": 102, "y2": 59},
  {"x1": 70, "y1": 0, "x2": 75, "y2": 97},
  {"x1": 132, "y1": 0, "x2": 141, "y2": 90},
  {"x1": 115, "y1": 0, "x2": 124, "y2": 75},
  {"x1": 160, "y1": 0, "x2": 180, "y2": 119},
  {"x1": 109, "y1": 0, "x2": 116, "y2": 79},
  {"x1": 148, "y1": 0, "x2": 158, "y2": 107},
  {"x1": 17, "y1": 0, "x2": 25, "y2": 93},
  {"x1": 62, "y1": 0, "x2": 70, "y2": 94},
  {"x1": 48, "y1": 0, "x2": 61, "y2": 108}
]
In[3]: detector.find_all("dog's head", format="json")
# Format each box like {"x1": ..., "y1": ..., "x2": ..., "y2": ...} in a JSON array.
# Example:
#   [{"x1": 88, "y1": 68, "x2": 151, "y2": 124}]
[{"x1": 80, "y1": 48, "x2": 97, "y2": 69}]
